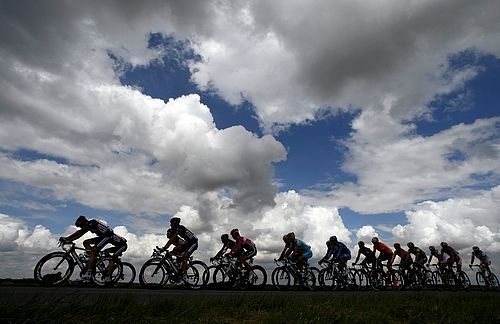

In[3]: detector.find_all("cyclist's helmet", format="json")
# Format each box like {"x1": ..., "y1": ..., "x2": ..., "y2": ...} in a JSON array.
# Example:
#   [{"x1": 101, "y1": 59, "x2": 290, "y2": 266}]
[
  {"x1": 170, "y1": 217, "x2": 180, "y2": 228},
  {"x1": 472, "y1": 246, "x2": 479, "y2": 251},
  {"x1": 75, "y1": 215, "x2": 88, "y2": 228},
  {"x1": 429, "y1": 245, "x2": 436, "y2": 251},
  {"x1": 394, "y1": 243, "x2": 401, "y2": 249},
  {"x1": 283, "y1": 232, "x2": 295, "y2": 243},
  {"x1": 371, "y1": 237, "x2": 379, "y2": 244},
  {"x1": 221, "y1": 234, "x2": 229, "y2": 242},
  {"x1": 407, "y1": 242, "x2": 415, "y2": 249},
  {"x1": 440, "y1": 242, "x2": 448, "y2": 248},
  {"x1": 358, "y1": 241, "x2": 365, "y2": 247},
  {"x1": 230, "y1": 228, "x2": 239, "y2": 237},
  {"x1": 329, "y1": 236, "x2": 338, "y2": 243}
]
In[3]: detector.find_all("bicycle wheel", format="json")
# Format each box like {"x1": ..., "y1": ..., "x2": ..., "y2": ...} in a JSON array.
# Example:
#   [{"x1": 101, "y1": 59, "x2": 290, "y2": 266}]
[
  {"x1": 458, "y1": 271, "x2": 470, "y2": 291},
  {"x1": 406, "y1": 271, "x2": 422, "y2": 290},
  {"x1": 319, "y1": 267, "x2": 337, "y2": 290},
  {"x1": 184, "y1": 264, "x2": 200, "y2": 289},
  {"x1": 422, "y1": 270, "x2": 435, "y2": 289},
  {"x1": 353, "y1": 270, "x2": 368, "y2": 290},
  {"x1": 117, "y1": 262, "x2": 136, "y2": 287},
  {"x1": 309, "y1": 267, "x2": 320, "y2": 290},
  {"x1": 476, "y1": 272, "x2": 488, "y2": 291},
  {"x1": 247, "y1": 265, "x2": 267, "y2": 289},
  {"x1": 272, "y1": 267, "x2": 292, "y2": 290},
  {"x1": 34, "y1": 252, "x2": 74, "y2": 286},
  {"x1": 369, "y1": 269, "x2": 386, "y2": 291},
  {"x1": 92, "y1": 257, "x2": 123, "y2": 286},
  {"x1": 139, "y1": 259, "x2": 167, "y2": 289},
  {"x1": 302, "y1": 268, "x2": 316, "y2": 290},
  {"x1": 213, "y1": 265, "x2": 235, "y2": 289},
  {"x1": 488, "y1": 272, "x2": 499, "y2": 291},
  {"x1": 204, "y1": 265, "x2": 218, "y2": 288},
  {"x1": 432, "y1": 271, "x2": 445, "y2": 290},
  {"x1": 190, "y1": 260, "x2": 209, "y2": 287}
]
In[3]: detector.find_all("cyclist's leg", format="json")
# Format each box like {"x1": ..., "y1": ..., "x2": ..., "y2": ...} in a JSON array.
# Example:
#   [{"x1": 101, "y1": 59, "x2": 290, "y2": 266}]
[{"x1": 181, "y1": 241, "x2": 198, "y2": 274}]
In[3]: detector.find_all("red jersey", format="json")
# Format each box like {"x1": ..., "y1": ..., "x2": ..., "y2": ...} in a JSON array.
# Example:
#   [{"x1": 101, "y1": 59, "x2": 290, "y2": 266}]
[{"x1": 373, "y1": 242, "x2": 393, "y2": 255}]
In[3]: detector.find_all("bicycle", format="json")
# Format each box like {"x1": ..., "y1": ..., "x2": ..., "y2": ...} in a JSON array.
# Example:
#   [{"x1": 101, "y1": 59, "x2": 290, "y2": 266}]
[
  {"x1": 212, "y1": 256, "x2": 267, "y2": 290},
  {"x1": 139, "y1": 247, "x2": 204, "y2": 289},
  {"x1": 470, "y1": 264, "x2": 499, "y2": 291},
  {"x1": 432, "y1": 264, "x2": 470, "y2": 291},
  {"x1": 318, "y1": 260, "x2": 357, "y2": 291},
  {"x1": 34, "y1": 241, "x2": 123, "y2": 287},
  {"x1": 271, "y1": 258, "x2": 316, "y2": 290}
]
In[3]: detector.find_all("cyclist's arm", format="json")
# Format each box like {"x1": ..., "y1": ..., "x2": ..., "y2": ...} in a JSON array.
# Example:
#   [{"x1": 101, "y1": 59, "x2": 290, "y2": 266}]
[
  {"x1": 62, "y1": 227, "x2": 89, "y2": 242},
  {"x1": 427, "y1": 254, "x2": 433, "y2": 264},
  {"x1": 161, "y1": 230, "x2": 178, "y2": 251},
  {"x1": 470, "y1": 254, "x2": 475, "y2": 265},
  {"x1": 278, "y1": 246, "x2": 291, "y2": 260},
  {"x1": 353, "y1": 250, "x2": 362, "y2": 264},
  {"x1": 229, "y1": 241, "x2": 242, "y2": 255}
]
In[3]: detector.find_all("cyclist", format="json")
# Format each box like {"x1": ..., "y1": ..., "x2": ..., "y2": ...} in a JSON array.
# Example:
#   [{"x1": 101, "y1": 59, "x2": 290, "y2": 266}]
[
  {"x1": 166, "y1": 228, "x2": 186, "y2": 258},
  {"x1": 371, "y1": 237, "x2": 394, "y2": 271},
  {"x1": 427, "y1": 245, "x2": 446, "y2": 271},
  {"x1": 391, "y1": 243, "x2": 412, "y2": 275},
  {"x1": 407, "y1": 242, "x2": 428, "y2": 267},
  {"x1": 278, "y1": 232, "x2": 313, "y2": 269},
  {"x1": 211, "y1": 233, "x2": 235, "y2": 261},
  {"x1": 227, "y1": 229, "x2": 257, "y2": 272},
  {"x1": 159, "y1": 217, "x2": 198, "y2": 281},
  {"x1": 440, "y1": 242, "x2": 462, "y2": 272},
  {"x1": 353, "y1": 241, "x2": 376, "y2": 269},
  {"x1": 319, "y1": 236, "x2": 351, "y2": 273},
  {"x1": 470, "y1": 246, "x2": 491, "y2": 271},
  {"x1": 59, "y1": 215, "x2": 119, "y2": 281}
]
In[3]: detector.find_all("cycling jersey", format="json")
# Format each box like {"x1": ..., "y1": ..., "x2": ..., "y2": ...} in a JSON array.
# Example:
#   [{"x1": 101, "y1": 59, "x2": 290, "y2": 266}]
[
  {"x1": 323, "y1": 242, "x2": 351, "y2": 261},
  {"x1": 87, "y1": 219, "x2": 113, "y2": 238},
  {"x1": 175, "y1": 225, "x2": 198, "y2": 243},
  {"x1": 373, "y1": 242, "x2": 393, "y2": 255},
  {"x1": 409, "y1": 246, "x2": 428, "y2": 264},
  {"x1": 290, "y1": 239, "x2": 311, "y2": 254},
  {"x1": 429, "y1": 250, "x2": 444, "y2": 263},
  {"x1": 236, "y1": 236, "x2": 255, "y2": 252},
  {"x1": 394, "y1": 248, "x2": 411, "y2": 264},
  {"x1": 472, "y1": 249, "x2": 488, "y2": 259}
]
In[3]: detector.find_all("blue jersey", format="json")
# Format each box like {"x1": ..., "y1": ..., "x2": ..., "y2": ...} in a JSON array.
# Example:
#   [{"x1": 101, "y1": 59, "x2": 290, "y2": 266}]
[
  {"x1": 290, "y1": 239, "x2": 311, "y2": 253},
  {"x1": 323, "y1": 242, "x2": 351, "y2": 261}
]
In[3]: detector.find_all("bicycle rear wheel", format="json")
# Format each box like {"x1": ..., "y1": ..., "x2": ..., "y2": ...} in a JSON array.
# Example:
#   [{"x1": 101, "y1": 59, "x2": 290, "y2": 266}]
[
  {"x1": 92, "y1": 257, "x2": 123, "y2": 287},
  {"x1": 139, "y1": 259, "x2": 167, "y2": 289},
  {"x1": 34, "y1": 252, "x2": 74, "y2": 286},
  {"x1": 117, "y1": 262, "x2": 136, "y2": 287},
  {"x1": 190, "y1": 260, "x2": 208, "y2": 287},
  {"x1": 488, "y1": 272, "x2": 499, "y2": 291}
]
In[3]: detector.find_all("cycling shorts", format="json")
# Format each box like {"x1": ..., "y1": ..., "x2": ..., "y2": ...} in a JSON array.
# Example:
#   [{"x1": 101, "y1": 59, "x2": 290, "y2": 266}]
[
  {"x1": 241, "y1": 244, "x2": 257, "y2": 259},
  {"x1": 302, "y1": 250, "x2": 313, "y2": 260},
  {"x1": 180, "y1": 240, "x2": 198, "y2": 255},
  {"x1": 85, "y1": 236, "x2": 112, "y2": 250},
  {"x1": 105, "y1": 241, "x2": 128, "y2": 257}
]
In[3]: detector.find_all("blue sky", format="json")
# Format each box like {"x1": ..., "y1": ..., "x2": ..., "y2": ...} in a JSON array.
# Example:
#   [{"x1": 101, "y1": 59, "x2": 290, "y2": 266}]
[{"x1": 1, "y1": 1, "x2": 500, "y2": 277}]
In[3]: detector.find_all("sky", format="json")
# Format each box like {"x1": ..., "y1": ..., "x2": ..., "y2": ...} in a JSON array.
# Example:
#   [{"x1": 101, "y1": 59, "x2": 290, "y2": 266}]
[{"x1": 1, "y1": 0, "x2": 499, "y2": 278}]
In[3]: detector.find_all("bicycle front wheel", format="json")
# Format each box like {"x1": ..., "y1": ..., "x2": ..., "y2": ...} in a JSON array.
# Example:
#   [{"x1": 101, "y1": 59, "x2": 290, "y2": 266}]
[
  {"x1": 247, "y1": 265, "x2": 267, "y2": 289},
  {"x1": 319, "y1": 267, "x2": 337, "y2": 291},
  {"x1": 213, "y1": 266, "x2": 235, "y2": 289},
  {"x1": 34, "y1": 252, "x2": 74, "y2": 286},
  {"x1": 488, "y1": 272, "x2": 499, "y2": 291},
  {"x1": 272, "y1": 267, "x2": 292, "y2": 290},
  {"x1": 190, "y1": 260, "x2": 208, "y2": 288},
  {"x1": 139, "y1": 259, "x2": 167, "y2": 289}
]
